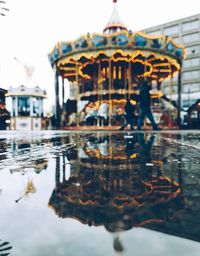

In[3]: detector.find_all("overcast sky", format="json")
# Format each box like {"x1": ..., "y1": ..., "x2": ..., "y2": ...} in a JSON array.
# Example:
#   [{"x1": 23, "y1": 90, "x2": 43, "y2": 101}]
[{"x1": 0, "y1": 0, "x2": 200, "y2": 112}]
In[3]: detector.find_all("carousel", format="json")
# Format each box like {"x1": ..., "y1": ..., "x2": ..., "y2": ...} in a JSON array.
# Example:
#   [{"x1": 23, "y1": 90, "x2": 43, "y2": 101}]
[{"x1": 48, "y1": 0, "x2": 185, "y2": 128}]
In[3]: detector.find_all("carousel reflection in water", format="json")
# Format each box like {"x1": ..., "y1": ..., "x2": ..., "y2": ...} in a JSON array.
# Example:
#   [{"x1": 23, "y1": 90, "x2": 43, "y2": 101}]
[{"x1": 49, "y1": 133, "x2": 185, "y2": 252}]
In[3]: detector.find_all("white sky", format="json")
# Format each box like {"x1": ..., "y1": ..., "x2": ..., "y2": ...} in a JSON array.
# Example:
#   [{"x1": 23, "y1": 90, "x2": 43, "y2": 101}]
[{"x1": 0, "y1": 0, "x2": 200, "y2": 112}]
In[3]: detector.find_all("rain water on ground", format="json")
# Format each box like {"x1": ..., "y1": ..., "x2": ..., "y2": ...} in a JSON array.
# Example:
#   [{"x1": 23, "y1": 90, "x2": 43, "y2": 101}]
[{"x1": 0, "y1": 130, "x2": 200, "y2": 256}]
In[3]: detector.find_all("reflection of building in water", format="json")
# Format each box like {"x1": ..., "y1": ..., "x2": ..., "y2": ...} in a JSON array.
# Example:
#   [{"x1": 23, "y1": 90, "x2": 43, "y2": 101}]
[
  {"x1": 10, "y1": 140, "x2": 48, "y2": 174},
  {"x1": 8, "y1": 140, "x2": 48, "y2": 203},
  {"x1": 0, "y1": 139, "x2": 8, "y2": 162},
  {"x1": 49, "y1": 133, "x2": 186, "y2": 249},
  {"x1": 7, "y1": 85, "x2": 47, "y2": 130}
]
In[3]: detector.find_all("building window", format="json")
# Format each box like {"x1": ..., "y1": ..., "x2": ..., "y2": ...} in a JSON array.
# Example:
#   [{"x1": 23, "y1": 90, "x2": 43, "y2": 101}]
[
  {"x1": 18, "y1": 97, "x2": 30, "y2": 117},
  {"x1": 13, "y1": 97, "x2": 16, "y2": 117},
  {"x1": 162, "y1": 85, "x2": 177, "y2": 95},
  {"x1": 164, "y1": 25, "x2": 179, "y2": 36},
  {"x1": 182, "y1": 20, "x2": 199, "y2": 32},
  {"x1": 173, "y1": 86, "x2": 178, "y2": 94},
  {"x1": 182, "y1": 71, "x2": 200, "y2": 80},
  {"x1": 148, "y1": 30, "x2": 161, "y2": 36},
  {"x1": 186, "y1": 45, "x2": 200, "y2": 55},
  {"x1": 183, "y1": 58, "x2": 200, "y2": 68},
  {"x1": 183, "y1": 84, "x2": 192, "y2": 93},
  {"x1": 182, "y1": 33, "x2": 199, "y2": 44},
  {"x1": 163, "y1": 86, "x2": 170, "y2": 94},
  {"x1": 173, "y1": 37, "x2": 181, "y2": 44},
  {"x1": 172, "y1": 74, "x2": 178, "y2": 82},
  {"x1": 32, "y1": 98, "x2": 40, "y2": 117},
  {"x1": 183, "y1": 83, "x2": 200, "y2": 93}
]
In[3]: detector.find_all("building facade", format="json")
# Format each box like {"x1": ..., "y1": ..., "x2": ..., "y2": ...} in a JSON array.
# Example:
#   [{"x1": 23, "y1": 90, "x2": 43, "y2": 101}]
[
  {"x1": 7, "y1": 85, "x2": 47, "y2": 130},
  {"x1": 143, "y1": 14, "x2": 200, "y2": 110}
]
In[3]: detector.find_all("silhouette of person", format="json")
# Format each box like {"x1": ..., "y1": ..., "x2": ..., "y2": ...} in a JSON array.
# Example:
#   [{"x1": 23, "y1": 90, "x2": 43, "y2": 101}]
[
  {"x1": 120, "y1": 99, "x2": 135, "y2": 130},
  {"x1": 137, "y1": 81, "x2": 160, "y2": 131}
]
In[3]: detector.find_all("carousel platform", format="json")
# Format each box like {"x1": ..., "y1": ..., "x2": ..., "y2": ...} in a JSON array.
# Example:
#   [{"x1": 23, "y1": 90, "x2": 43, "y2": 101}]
[{"x1": 63, "y1": 125, "x2": 178, "y2": 131}]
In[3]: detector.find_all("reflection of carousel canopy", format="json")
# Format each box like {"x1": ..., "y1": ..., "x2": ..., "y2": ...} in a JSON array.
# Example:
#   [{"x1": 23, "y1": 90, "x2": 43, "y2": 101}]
[
  {"x1": 48, "y1": 0, "x2": 185, "y2": 102},
  {"x1": 49, "y1": 133, "x2": 184, "y2": 233},
  {"x1": 49, "y1": 170, "x2": 183, "y2": 232}
]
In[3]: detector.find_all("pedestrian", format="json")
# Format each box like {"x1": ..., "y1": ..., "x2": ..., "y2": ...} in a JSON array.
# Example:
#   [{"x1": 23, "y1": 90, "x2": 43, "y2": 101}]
[
  {"x1": 120, "y1": 99, "x2": 135, "y2": 130},
  {"x1": 137, "y1": 81, "x2": 160, "y2": 131}
]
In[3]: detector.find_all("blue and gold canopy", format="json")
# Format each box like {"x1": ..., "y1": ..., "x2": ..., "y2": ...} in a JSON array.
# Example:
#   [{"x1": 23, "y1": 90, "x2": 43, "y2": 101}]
[{"x1": 49, "y1": 31, "x2": 185, "y2": 82}]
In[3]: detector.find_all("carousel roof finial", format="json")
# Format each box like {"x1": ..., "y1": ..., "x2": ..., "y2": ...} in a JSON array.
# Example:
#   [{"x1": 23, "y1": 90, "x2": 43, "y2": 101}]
[{"x1": 103, "y1": 0, "x2": 127, "y2": 34}]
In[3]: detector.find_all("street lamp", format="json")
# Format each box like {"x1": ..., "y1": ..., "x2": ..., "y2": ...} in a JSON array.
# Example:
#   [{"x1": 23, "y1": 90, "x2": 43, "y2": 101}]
[{"x1": 0, "y1": 1, "x2": 9, "y2": 16}]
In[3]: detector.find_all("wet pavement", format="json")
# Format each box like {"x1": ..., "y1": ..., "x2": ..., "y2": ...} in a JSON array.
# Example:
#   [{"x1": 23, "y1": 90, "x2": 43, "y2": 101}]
[{"x1": 0, "y1": 130, "x2": 200, "y2": 256}]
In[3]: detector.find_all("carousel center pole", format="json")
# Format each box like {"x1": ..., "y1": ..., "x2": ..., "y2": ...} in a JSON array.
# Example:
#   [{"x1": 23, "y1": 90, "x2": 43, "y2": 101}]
[
  {"x1": 128, "y1": 59, "x2": 132, "y2": 99},
  {"x1": 76, "y1": 63, "x2": 80, "y2": 127},
  {"x1": 54, "y1": 68, "x2": 60, "y2": 128},
  {"x1": 169, "y1": 70, "x2": 174, "y2": 128},
  {"x1": 97, "y1": 61, "x2": 101, "y2": 127},
  {"x1": 62, "y1": 77, "x2": 65, "y2": 110},
  {"x1": 109, "y1": 59, "x2": 112, "y2": 127}
]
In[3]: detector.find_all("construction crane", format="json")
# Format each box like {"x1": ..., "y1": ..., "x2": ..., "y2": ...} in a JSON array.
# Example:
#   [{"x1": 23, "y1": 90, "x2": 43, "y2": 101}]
[{"x1": 14, "y1": 57, "x2": 35, "y2": 85}]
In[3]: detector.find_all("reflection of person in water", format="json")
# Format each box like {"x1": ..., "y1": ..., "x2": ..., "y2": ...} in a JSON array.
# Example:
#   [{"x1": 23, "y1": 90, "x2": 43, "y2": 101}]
[
  {"x1": 137, "y1": 132, "x2": 155, "y2": 164},
  {"x1": 113, "y1": 234, "x2": 124, "y2": 254},
  {"x1": 124, "y1": 134, "x2": 137, "y2": 159},
  {"x1": 105, "y1": 225, "x2": 126, "y2": 255}
]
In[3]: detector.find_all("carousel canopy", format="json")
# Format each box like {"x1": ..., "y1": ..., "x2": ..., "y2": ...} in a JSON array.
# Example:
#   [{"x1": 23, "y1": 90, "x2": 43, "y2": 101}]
[
  {"x1": 48, "y1": 0, "x2": 185, "y2": 84},
  {"x1": 49, "y1": 31, "x2": 185, "y2": 79}
]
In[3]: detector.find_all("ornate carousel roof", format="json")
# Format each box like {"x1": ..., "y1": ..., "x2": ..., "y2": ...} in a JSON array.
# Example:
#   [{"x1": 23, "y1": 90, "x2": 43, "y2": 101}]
[
  {"x1": 103, "y1": 0, "x2": 128, "y2": 34},
  {"x1": 48, "y1": 1, "x2": 185, "y2": 83},
  {"x1": 49, "y1": 31, "x2": 185, "y2": 79}
]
